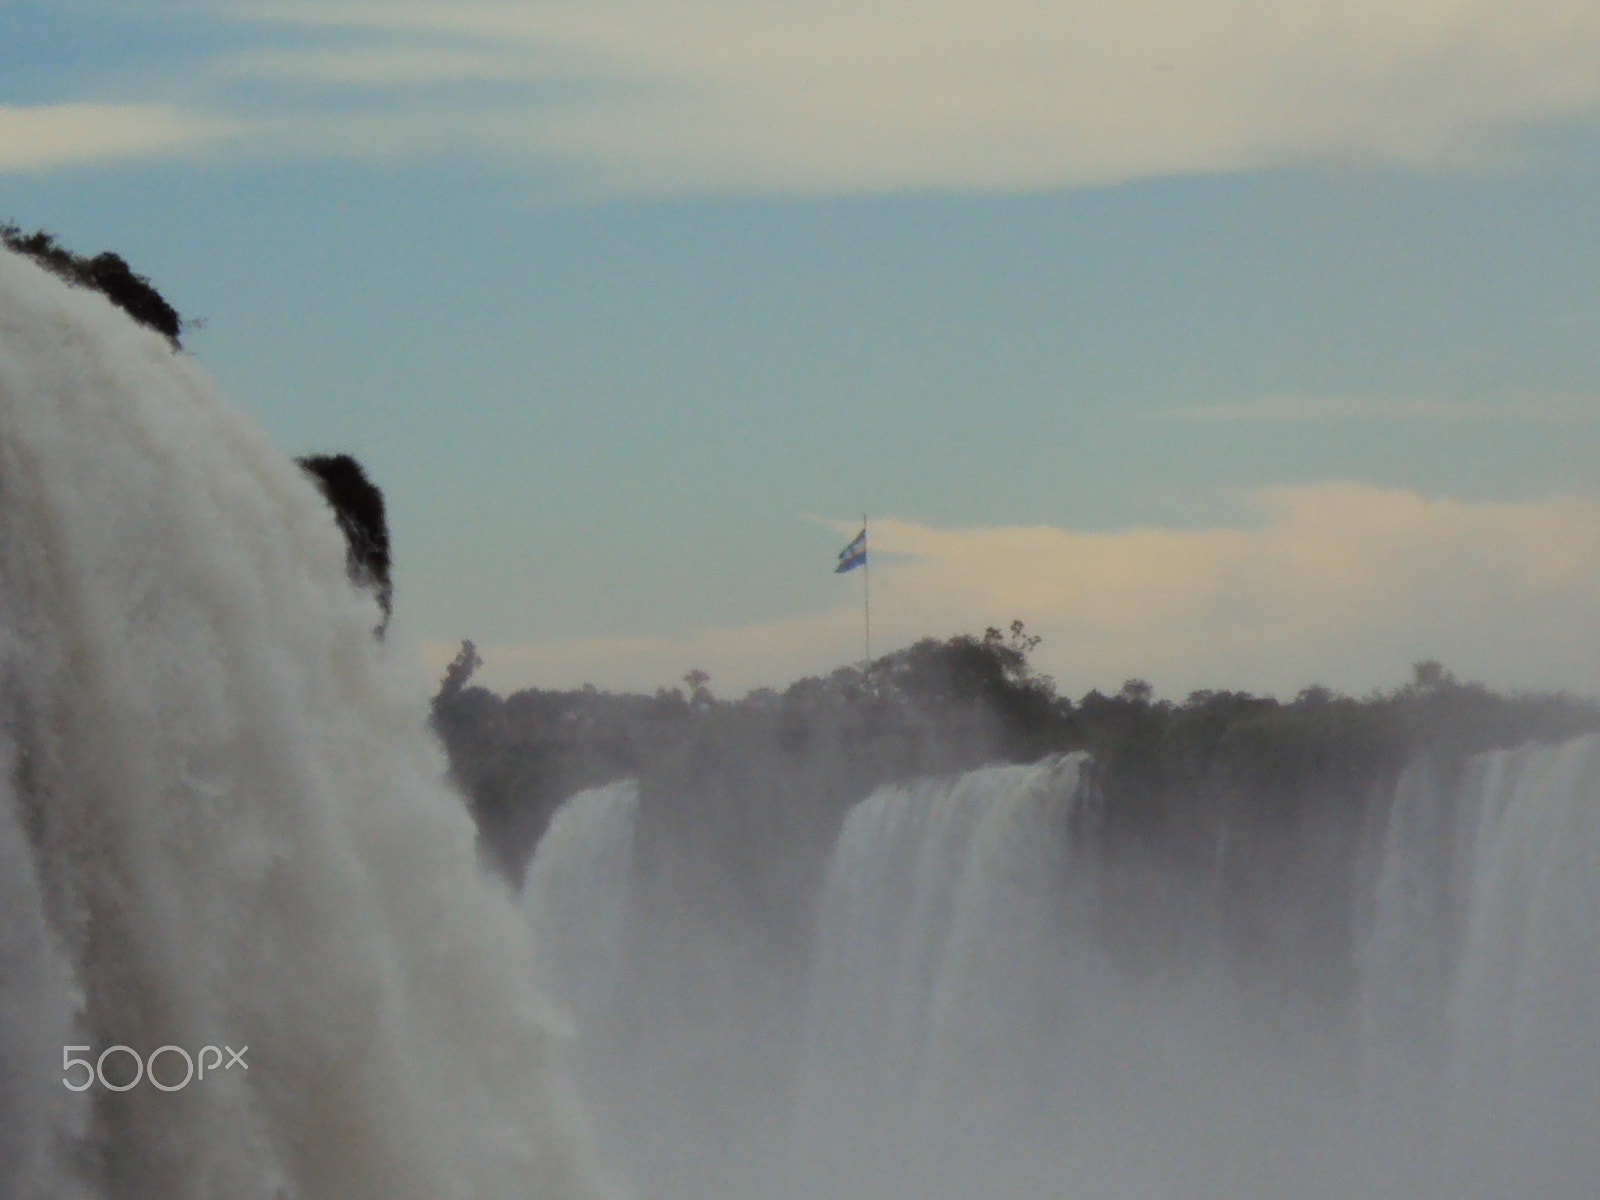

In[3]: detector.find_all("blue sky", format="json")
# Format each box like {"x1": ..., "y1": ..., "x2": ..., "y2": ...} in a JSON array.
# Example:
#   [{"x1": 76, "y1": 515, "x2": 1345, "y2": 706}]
[{"x1": 5, "y1": 0, "x2": 1600, "y2": 698}]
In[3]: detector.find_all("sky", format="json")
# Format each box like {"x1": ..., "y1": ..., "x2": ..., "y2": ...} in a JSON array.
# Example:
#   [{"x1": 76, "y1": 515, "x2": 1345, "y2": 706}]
[{"x1": 4, "y1": 0, "x2": 1600, "y2": 701}]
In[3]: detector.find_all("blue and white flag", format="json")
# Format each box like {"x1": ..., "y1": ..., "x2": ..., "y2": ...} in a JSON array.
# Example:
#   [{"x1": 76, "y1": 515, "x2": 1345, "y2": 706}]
[{"x1": 835, "y1": 528, "x2": 867, "y2": 574}]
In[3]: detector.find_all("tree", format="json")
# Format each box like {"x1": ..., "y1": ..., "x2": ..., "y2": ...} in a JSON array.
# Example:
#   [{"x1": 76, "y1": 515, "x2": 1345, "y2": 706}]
[
  {"x1": 684, "y1": 669, "x2": 715, "y2": 708},
  {"x1": 1409, "y1": 660, "x2": 1456, "y2": 692},
  {"x1": 1118, "y1": 679, "x2": 1154, "y2": 705},
  {"x1": 438, "y1": 640, "x2": 483, "y2": 701}
]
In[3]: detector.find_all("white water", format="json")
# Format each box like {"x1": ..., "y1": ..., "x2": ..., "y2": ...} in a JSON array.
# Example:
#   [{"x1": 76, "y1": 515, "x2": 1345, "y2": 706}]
[
  {"x1": 791, "y1": 754, "x2": 1091, "y2": 1195},
  {"x1": 0, "y1": 247, "x2": 603, "y2": 1199},
  {"x1": 523, "y1": 780, "x2": 640, "y2": 1033},
  {"x1": 790, "y1": 752, "x2": 1352, "y2": 1200},
  {"x1": 1357, "y1": 736, "x2": 1600, "y2": 1197},
  {"x1": 527, "y1": 736, "x2": 1600, "y2": 1200}
]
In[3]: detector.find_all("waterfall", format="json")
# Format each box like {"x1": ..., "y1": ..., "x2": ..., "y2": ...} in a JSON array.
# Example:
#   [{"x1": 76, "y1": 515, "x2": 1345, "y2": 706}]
[
  {"x1": 791, "y1": 753, "x2": 1093, "y2": 1197},
  {"x1": 523, "y1": 780, "x2": 640, "y2": 1033},
  {"x1": 521, "y1": 732, "x2": 1600, "y2": 1200},
  {"x1": 1358, "y1": 735, "x2": 1600, "y2": 1197},
  {"x1": 0, "y1": 245, "x2": 604, "y2": 1199}
]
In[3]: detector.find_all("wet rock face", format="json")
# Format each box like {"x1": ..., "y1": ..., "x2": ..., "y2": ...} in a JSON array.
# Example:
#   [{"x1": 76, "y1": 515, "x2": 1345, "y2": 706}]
[{"x1": 296, "y1": 453, "x2": 393, "y2": 633}]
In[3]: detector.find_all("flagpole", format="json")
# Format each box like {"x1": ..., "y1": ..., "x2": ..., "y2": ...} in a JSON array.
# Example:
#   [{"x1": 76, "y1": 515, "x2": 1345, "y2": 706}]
[{"x1": 863, "y1": 512, "x2": 871, "y2": 675}]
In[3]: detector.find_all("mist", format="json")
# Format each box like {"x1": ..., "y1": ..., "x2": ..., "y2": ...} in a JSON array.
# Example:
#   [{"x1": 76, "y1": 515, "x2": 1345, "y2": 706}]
[{"x1": 524, "y1": 736, "x2": 1600, "y2": 1200}]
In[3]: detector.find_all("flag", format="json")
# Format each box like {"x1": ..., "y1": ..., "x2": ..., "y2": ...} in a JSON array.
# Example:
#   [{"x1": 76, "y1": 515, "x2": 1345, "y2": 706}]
[{"x1": 836, "y1": 528, "x2": 867, "y2": 573}]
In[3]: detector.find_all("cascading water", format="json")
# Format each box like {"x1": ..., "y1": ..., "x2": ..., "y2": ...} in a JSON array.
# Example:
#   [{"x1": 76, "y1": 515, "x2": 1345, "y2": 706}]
[
  {"x1": 526, "y1": 755, "x2": 1116, "y2": 1200},
  {"x1": 0, "y1": 246, "x2": 604, "y2": 1199},
  {"x1": 791, "y1": 754, "x2": 1091, "y2": 1196},
  {"x1": 525, "y1": 731, "x2": 1600, "y2": 1200},
  {"x1": 520, "y1": 782, "x2": 642, "y2": 1183},
  {"x1": 523, "y1": 780, "x2": 640, "y2": 1031},
  {"x1": 1358, "y1": 735, "x2": 1600, "y2": 1197}
]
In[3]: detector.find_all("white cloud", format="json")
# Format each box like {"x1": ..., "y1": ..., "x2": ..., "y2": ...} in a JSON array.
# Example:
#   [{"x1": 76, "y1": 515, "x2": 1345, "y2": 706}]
[
  {"x1": 423, "y1": 484, "x2": 1600, "y2": 702},
  {"x1": 24, "y1": 0, "x2": 1600, "y2": 190},
  {"x1": 243, "y1": 0, "x2": 1600, "y2": 190},
  {"x1": 0, "y1": 104, "x2": 240, "y2": 171}
]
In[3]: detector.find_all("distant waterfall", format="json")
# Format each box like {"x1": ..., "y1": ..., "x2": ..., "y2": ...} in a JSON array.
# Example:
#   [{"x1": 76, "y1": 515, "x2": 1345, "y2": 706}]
[
  {"x1": 791, "y1": 754, "x2": 1093, "y2": 1196},
  {"x1": 1358, "y1": 736, "x2": 1600, "y2": 1196},
  {"x1": 0, "y1": 246, "x2": 603, "y2": 1199},
  {"x1": 522, "y1": 729, "x2": 1600, "y2": 1200},
  {"x1": 523, "y1": 780, "x2": 640, "y2": 1031}
]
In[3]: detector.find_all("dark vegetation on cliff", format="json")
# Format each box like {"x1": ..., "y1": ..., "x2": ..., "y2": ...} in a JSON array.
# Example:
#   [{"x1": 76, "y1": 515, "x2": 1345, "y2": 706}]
[
  {"x1": 296, "y1": 453, "x2": 394, "y2": 632},
  {"x1": 2, "y1": 224, "x2": 186, "y2": 348},
  {"x1": 1, "y1": 230, "x2": 395, "y2": 622},
  {"x1": 433, "y1": 631, "x2": 1600, "y2": 1040},
  {"x1": 432, "y1": 624, "x2": 1600, "y2": 901}
]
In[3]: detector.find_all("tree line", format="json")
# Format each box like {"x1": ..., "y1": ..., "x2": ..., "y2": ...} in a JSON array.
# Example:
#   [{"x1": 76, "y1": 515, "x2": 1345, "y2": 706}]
[{"x1": 432, "y1": 625, "x2": 1600, "y2": 884}]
